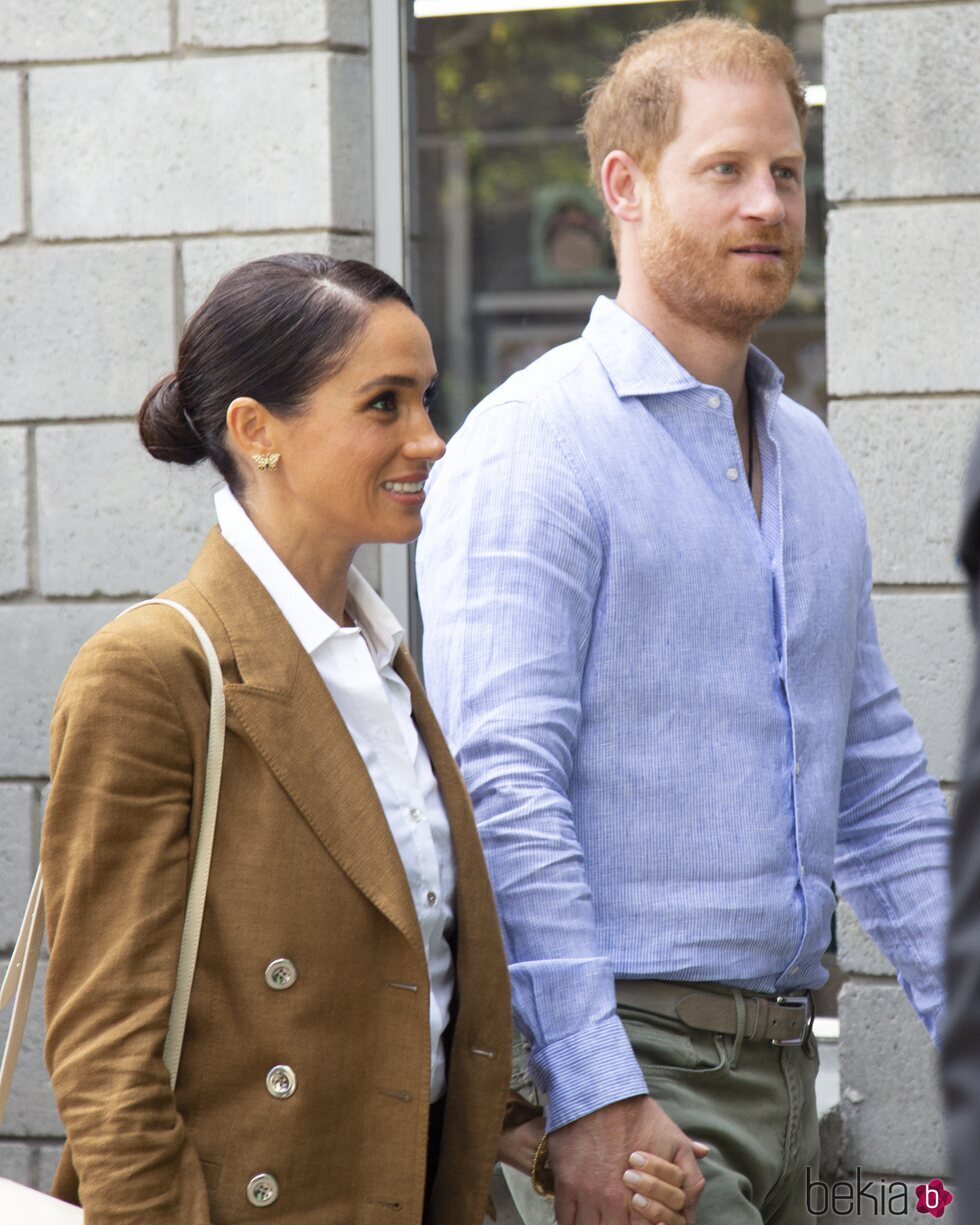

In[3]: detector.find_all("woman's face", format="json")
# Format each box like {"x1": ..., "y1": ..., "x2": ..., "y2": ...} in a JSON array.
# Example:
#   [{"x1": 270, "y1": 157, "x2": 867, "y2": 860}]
[{"x1": 265, "y1": 302, "x2": 445, "y2": 550}]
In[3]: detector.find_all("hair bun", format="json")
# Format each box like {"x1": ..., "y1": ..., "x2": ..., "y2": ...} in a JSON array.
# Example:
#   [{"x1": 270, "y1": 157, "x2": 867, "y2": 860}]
[{"x1": 138, "y1": 373, "x2": 206, "y2": 466}]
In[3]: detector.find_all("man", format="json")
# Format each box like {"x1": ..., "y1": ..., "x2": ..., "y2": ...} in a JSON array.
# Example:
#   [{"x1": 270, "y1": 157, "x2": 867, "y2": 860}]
[
  {"x1": 944, "y1": 438, "x2": 980, "y2": 1222},
  {"x1": 417, "y1": 17, "x2": 948, "y2": 1225}
]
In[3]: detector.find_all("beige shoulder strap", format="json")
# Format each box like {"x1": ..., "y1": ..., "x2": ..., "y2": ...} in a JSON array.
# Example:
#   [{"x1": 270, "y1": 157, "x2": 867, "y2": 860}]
[{"x1": 0, "y1": 598, "x2": 226, "y2": 1122}]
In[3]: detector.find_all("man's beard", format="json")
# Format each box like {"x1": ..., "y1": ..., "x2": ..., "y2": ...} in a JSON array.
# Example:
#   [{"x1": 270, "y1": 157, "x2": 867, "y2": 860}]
[{"x1": 639, "y1": 205, "x2": 803, "y2": 341}]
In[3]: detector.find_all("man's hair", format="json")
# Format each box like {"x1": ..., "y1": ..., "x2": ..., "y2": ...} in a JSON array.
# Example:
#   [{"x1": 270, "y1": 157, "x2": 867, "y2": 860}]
[{"x1": 581, "y1": 16, "x2": 808, "y2": 234}]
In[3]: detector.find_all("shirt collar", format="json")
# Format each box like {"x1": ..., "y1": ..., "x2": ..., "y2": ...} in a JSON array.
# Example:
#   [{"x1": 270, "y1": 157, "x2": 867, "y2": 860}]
[
  {"x1": 213, "y1": 485, "x2": 404, "y2": 669},
  {"x1": 582, "y1": 294, "x2": 785, "y2": 417}
]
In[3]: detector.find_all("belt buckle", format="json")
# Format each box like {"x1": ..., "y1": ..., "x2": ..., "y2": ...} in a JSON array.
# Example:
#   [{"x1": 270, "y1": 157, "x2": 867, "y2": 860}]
[{"x1": 772, "y1": 994, "x2": 814, "y2": 1046}]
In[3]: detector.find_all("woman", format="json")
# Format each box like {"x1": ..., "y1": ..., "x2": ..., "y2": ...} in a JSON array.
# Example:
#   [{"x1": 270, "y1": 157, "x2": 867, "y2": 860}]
[{"x1": 41, "y1": 255, "x2": 510, "y2": 1225}]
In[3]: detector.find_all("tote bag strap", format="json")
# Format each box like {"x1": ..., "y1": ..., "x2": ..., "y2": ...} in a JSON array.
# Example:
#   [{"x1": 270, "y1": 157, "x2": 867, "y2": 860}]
[{"x1": 0, "y1": 598, "x2": 226, "y2": 1124}]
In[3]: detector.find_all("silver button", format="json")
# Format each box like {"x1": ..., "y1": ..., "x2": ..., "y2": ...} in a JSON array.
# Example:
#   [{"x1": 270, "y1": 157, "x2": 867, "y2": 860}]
[
  {"x1": 265, "y1": 959, "x2": 297, "y2": 990},
  {"x1": 266, "y1": 1065, "x2": 297, "y2": 1099},
  {"x1": 707, "y1": 394, "x2": 721, "y2": 408},
  {"x1": 726, "y1": 467, "x2": 739, "y2": 481},
  {"x1": 426, "y1": 890, "x2": 437, "y2": 906},
  {"x1": 410, "y1": 806, "x2": 424, "y2": 823},
  {"x1": 246, "y1": 1173, "x2": 279, "y2": 1208}
]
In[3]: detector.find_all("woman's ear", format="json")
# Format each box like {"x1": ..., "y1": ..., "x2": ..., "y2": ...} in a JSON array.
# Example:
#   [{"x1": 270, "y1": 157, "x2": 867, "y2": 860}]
[{"x1": 225, "y1": 397, "x2": 277, "y2": 465}]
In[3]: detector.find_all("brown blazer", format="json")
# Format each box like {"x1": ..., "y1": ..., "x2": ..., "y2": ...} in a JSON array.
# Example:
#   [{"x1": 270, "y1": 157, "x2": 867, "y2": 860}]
[{"x1": 41, "y1": 529, "x2": 511, "y2": 1225}]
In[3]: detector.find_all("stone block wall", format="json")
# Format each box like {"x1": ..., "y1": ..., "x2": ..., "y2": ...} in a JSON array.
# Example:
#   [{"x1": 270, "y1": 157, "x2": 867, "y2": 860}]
[
  {"x1": 825, "y1": 0, "x2": 980, "y2": 1213},
  {"x1": 0, "y1": 0, "x2": 374, "y2": 1186}
]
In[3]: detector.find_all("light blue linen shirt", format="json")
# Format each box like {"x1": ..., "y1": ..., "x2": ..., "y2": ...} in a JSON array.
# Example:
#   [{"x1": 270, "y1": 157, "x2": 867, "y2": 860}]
[{"x1": 415, "y1": 295, "x2": 949, "y2": 1131}]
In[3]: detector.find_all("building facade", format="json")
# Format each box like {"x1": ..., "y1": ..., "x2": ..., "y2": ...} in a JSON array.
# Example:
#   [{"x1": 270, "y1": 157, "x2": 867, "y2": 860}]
[{"x1": 1, "y1": 0, "x2": 977, "y2": 1218}]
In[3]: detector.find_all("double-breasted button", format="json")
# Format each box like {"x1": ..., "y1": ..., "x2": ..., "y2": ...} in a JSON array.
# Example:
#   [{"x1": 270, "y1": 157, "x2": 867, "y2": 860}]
[
  {"x1": 265, "y1": 959, "x2": 297, "y2": 990},
  {"x1": 266, "y1": 1065, "x2": 297, "y2": 1099},
  {"x1": 246, "y1": 1173, "x2": 279, "y2": 1207}
]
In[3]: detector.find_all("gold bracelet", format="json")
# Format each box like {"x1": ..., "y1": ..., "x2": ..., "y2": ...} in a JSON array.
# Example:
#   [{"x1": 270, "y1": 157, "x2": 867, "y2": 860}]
[{"x1": 530, "y1": 1133, "x2": 555, "y2": 1198}]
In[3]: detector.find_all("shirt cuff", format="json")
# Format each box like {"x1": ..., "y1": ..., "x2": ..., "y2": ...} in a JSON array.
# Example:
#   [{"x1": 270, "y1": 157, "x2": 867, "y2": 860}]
[{"x1": 529, "y1": 1014, "x2": 649, "y2": 1132}]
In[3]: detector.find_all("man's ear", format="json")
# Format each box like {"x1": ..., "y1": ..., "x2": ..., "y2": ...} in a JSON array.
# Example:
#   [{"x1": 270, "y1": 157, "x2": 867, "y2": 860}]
[{"x1": 601, "y1": 150, "x2": 646, "y2": 225}]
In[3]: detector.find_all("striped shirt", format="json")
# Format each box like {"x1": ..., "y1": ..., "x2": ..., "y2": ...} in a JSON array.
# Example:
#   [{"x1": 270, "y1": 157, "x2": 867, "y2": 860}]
[{"x1": 415, "y1": 295, "x2": 948, "y2": 1130}]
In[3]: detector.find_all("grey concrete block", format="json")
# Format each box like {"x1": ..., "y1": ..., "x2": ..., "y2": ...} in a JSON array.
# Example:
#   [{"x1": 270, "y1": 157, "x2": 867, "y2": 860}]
[
  {"x1": 0, "y1": 72, "x2": 24, "y2": 241},
  {"x1": 0, "y1": 0, "x2": 170, "y2": 63},
  {"x1": 0, "y1": 427, "x2": 29, "y2": 594},
  {"x1": 0, "y1": 958, "x2": 62, "y2": 1137},
  {"x1": 873, "y1": 593, "x2": 970, "y2": 784},
  {"x1": 829, "y1": 399, "x2": 980, "y2": 585},
  {"x1": 0, "y1": 785, "x2": 36, "y2": 951},
  {"x1": 825, "y1": 7, "x2": 980, "y2": 202},
  {"x1": 0, "y1": 1141, "x2": 31, "y2": 1183},
  {"x1": 0, "y1": 603, "x2": 126, "y2": 776},
  {"x1": 838, "y1": 981, "x2": 945, "y2": 1177},
  {"x1": 35, "y1": 1143, "x2": 65, "y2": 1191},
  {"x1": 180, "y1": 232, "x2": 375, "y2": 321},
  {"x1": 0, "y1": 243, "x2": 175, "y2": 422},
  {"x1": 327, "y1": 0, "x2": 371, "y2": 46},
  {"x1": 178, "y1": 0, "x2": 328, "y2": 48},
  {"x1": 836, "y1": 901, "x2": 893, "y2": 978},
  {"x1": 178, "y1": 0, "x2": 369, "y2": 49},
  {"x1": 37, "y1": 422, "x2": 215, "y2": 597},
  {"x1": 31, "y1": 53, "x2": 369, "y2": 239},
  {"x1": 826, "y1": 204, "x2": 980, "y2": 397}
]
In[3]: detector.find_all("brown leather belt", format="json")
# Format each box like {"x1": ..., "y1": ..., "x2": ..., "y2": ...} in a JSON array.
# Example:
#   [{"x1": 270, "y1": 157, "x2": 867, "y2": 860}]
[{"x1": 615, "y1": 979, "x2": 814, "y2": 1046}]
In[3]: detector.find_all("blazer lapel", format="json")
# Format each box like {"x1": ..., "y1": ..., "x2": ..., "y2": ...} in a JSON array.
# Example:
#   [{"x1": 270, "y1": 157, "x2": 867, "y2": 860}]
[
  {"x1": 188, "y1": 530, "x2": 423, "y2": 961},
  {"x1": 392, "y1": 648, "x2": 500, "y2": 953}
]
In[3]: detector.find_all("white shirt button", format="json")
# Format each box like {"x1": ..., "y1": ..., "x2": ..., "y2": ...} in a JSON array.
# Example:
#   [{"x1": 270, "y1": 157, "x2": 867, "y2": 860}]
[
  {"x1": 790, "y1": 964, "x2": 800, "y2": 975},
  {"x1": 794, "y1": 760, "x2": 801, "y2": 777},
  {"x1": 410, "y1": 806, "x2": 424, "y2": 823},
  {"x1": 707, "y1": 394, "x2": 721, "y2": 408},
  {"x1": 726, "y1": 467, "x2": 739, "y2": 481}
]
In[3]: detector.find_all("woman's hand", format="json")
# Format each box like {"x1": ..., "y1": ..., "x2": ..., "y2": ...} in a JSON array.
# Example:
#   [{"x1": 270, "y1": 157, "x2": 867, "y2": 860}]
[
  {"x1": 623, "y1": 1145, "x2": 710, "y2": 1225},
  {"x1": 497, "y1": 1113, "x2": 546, "y2": 1175}
]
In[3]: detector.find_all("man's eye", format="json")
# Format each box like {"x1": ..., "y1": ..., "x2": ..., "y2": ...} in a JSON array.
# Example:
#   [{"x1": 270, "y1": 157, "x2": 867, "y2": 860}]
[
  {"x1": 774, "y1": 166, "x2": 801, "y2": 182},
  {"x1": 712, "y1": 162, "x2": 737, "y2": 175}
]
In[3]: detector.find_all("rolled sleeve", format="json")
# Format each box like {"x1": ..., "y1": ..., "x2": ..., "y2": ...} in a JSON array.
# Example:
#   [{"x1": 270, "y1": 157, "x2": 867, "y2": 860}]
[
  {"x1": 417, "y1": 400, "x2": 645, "y2": 1126},
  {"x1": 835, "y1": 538, "x2": 949, "y2": 1041}
]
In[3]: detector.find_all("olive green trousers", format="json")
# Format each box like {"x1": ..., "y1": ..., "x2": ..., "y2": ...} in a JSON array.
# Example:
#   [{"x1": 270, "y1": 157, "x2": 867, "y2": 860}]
[{"x1": 501, "y1": 995, "x2": 820, "y2": 1225}]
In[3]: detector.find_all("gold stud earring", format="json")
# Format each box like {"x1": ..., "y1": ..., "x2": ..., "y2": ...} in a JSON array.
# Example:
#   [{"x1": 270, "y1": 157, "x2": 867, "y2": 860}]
[{"x1": 252, "y1": 452, "x2": 280, "y2": 472}]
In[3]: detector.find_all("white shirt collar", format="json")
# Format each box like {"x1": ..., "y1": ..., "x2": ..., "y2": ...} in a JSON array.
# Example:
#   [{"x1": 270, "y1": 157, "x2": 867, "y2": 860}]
[{"x1": 213, "y1": 484, "x2": 405, "y2": 670}]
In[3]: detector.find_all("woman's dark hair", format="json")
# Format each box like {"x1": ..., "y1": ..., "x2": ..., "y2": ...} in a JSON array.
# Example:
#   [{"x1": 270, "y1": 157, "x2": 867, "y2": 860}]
[{"x1": 138, "y1": 253, "x2": 415, "y2": 493}]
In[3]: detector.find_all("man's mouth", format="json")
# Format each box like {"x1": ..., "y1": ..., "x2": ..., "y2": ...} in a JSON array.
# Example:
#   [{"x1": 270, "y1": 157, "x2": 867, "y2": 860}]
[{"x1": 730, "y1": 245, "x2": 783, "y2": 259}]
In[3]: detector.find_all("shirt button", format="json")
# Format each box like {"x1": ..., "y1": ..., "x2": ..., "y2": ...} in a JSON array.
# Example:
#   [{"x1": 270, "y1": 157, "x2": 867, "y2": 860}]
[
  {"x1": 790, "y1": 964, "x2": 801, "y2": 975},
  {"x1": 726, "y1": 467, "x2": 739, "y2": 481},
  {"x1": 410, "y1": 806, "x2": 424, "y2": 823},
  {"x1": 795, "y1": 760, "x2": 801, "y2": 777},
  {"x1": 707, "y1": 394, "x2": 721, "y2": 408},
  {"x1": 426, "y1": 891, "x2": 438, "y2": 906}
]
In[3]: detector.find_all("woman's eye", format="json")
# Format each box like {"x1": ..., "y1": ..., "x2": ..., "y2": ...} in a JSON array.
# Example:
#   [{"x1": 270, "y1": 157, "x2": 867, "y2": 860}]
[{"x1": 368, "y1": 392, "x2": 398, "y2": 413}]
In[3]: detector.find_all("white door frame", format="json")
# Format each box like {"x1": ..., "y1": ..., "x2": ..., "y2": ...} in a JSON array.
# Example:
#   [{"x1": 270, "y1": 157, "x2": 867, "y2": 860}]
[{"x1": 370, "y1": 0, "x2": 415, "y2": 634}]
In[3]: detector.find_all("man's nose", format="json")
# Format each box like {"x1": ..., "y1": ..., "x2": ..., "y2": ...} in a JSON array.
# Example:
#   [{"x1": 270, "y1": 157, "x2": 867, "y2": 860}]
[{"x1": 742, "y1": 173, "x2": 786, "y2": 226}]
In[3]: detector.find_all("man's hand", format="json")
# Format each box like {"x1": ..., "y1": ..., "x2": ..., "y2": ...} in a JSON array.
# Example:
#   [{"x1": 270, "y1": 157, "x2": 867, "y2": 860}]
[{"x1": 547, "y1": 1095, "x2": 707, "y2": 1225}]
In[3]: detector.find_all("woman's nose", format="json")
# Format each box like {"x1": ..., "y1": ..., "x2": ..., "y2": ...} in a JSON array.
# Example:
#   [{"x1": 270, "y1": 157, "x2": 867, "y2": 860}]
[{"x1": 404, "y1": 409, "x2": 446, "y2": 463}]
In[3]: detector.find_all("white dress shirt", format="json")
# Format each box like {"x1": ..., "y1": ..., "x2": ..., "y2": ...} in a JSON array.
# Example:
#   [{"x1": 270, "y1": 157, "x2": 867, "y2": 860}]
[{"x1": 215, "y1": 485, "x2": 457, "y2": 1101}]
